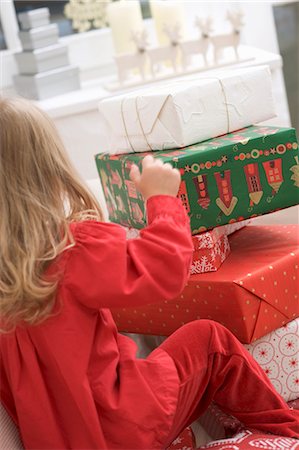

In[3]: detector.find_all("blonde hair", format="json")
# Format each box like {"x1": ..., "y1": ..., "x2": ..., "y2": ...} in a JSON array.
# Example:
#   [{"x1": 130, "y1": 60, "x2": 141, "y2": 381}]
[{"x1": 0, "y1": 97, "x2": 104, "y2": 332}]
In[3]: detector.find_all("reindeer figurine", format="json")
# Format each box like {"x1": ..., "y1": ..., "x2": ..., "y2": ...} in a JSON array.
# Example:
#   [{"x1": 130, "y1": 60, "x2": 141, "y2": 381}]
[
  {"x1": 210, "y1": 10, "x2": 244, "y2": 65},
  {"x1": 114, "y1": 29, "x2": 149, "y2": 85},
  {"x1": 147, "y1": 22, "x2": 182, "y2": 77},
  {"x1": 180, "y1": 17, "x2": 212, "y2": 70}
]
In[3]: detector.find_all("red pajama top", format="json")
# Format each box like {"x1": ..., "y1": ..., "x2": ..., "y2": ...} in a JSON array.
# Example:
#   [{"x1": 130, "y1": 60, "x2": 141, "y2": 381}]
[{"x1": 0, "y1": 196, "x2": 193, "y2": 449}]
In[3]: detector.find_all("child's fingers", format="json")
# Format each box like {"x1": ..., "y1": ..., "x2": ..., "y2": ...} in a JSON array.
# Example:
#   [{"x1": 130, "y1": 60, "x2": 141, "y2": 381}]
[
  {"x1": 154, "y1": 159, "x2": 163, "y2": 166},
  {"x1": 142, "y1": 154, "x2": 155, "y2": 169},
  {"x1": 129, "y1": 164, "x2": 141, "y2": 184}
]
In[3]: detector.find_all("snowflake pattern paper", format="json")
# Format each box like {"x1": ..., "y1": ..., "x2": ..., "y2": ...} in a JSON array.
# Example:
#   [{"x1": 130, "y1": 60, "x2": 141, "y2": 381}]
[{"x1": 244, "y1": 318, "x2": 299, "y2": 401}]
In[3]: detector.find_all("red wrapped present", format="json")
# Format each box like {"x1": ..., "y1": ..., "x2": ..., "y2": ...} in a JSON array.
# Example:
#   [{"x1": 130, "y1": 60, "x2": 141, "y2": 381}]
[
  {"x1": 168, "y1": 426, "x2": 196, "y2": 450},
  {"x1": 197, "y1": 429, "x2": 299, "y2": 449},
  {"x1": 199, "y1": 398, "x2": 299, "y2": 442},
  {"x1": 191, "y1": 229, "x2": 230, "y2": 274},
  {"x1": 126, "y1": 227, "x2": 230, "y2": 274},
  {"x1": 112, "y1": 225, "x2": 299, "y2": 343}
]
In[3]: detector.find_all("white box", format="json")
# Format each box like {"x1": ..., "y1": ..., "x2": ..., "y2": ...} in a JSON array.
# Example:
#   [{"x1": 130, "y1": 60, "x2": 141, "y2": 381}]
[
  {"x1": 18, "y1": 7, "x2": 50, "y2": 30},
  {"x1": 13, "y1": 65, "x2": 80, "y2": 100},
  {"x1": 18, "y1": 24, "x2": 59, "y2": 51},
  {"x1": 98, "y1": 66, "x2": 276, "y2": 154},
  {"x1": 15, "y1": 44, "x2": 69, "y2": 75}
]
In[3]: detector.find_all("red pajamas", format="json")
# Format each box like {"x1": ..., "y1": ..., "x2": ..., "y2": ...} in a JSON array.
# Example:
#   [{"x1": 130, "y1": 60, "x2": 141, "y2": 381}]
[
  {"x1": 153, "y1": 320, "x2": 299, "y2": 447},
  {"x1": 1, "y1": 196, "x2": 298, "y2": 450}
]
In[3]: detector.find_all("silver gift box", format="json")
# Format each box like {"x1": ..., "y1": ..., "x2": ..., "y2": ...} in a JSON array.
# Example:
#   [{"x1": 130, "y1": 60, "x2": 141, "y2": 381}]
[
  {"x1": 15, "y1": 44, "x2": 69, "y2": 75},
  {"x1": 18, "y1": 7, "x2": 50, "y2": 30},
  {"x1": 19, "y1": 24, "x2": 59, "y2": 51},
  {"x1": 13, "y1": 65, "x2": 81, "y2": 100}
]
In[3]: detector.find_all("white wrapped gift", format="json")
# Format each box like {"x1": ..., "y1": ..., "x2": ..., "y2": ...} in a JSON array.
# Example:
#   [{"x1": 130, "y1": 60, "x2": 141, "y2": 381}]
[{"x1": 98, "y1": 66, "x2": 275, "y2": 154}]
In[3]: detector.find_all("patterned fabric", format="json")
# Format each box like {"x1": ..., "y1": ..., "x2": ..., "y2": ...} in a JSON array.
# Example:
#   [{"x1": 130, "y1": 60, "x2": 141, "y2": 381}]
[{"x1": 198, "y1": 429, "x2": 299, "y2": 449}]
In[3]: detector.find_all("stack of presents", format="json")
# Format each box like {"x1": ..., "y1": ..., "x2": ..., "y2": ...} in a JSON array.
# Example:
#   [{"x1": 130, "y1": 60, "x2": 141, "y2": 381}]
[
  {"x1": 13, "y1": 8, "x2": 80, "y2": 100},
  {"x1": 95, "y1": 66, "x2": 299, "y2": 448}
]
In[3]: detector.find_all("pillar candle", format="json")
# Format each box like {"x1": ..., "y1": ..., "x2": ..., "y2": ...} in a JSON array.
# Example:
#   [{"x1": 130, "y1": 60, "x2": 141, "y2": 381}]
[
  {"x1": 150, "y1": 0, "x2": 186, "y2": 45},
  {"x1": 107, "y1": 0, "x2": 143, "y2": 54}
]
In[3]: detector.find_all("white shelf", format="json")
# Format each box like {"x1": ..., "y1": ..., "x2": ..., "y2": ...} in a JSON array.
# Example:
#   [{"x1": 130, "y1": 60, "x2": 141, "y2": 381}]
[{"x1": 37, "y1": 45, "x2": 282, "y2": 120}]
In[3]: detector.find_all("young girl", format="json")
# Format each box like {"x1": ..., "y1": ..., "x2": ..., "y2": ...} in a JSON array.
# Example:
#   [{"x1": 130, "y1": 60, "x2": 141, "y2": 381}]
[{"x1": 0, "y1": 97, "x2": 298, "y2": 450}]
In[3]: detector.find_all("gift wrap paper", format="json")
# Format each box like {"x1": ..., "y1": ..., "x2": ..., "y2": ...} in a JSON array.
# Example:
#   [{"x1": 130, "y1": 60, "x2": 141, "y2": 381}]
[
  {"x1": 244, "y1": 318, "x2": 299, "y2": 402},
  {"x1": 98, "y1": 66, "x2": 275, "y2": 154},
  {"x1": 111, "y1": 225, "x2": 299, "y2": 343},
  {"x1": 96, "y1": 126, "x2": 299, "y2": 234},
  {"x1": 221, "y1": 219, "x2": 251, "y2": 235},
  {"x1": 198, "y1": 430, "x2": 299, "y2": 450},
  {"x1": 167, "y1": 427, "x2": 196, "y2": 450},
  {"x1": 198, "y1": 398, "x2": 299, "y2": 447},
  {"x1": 126, "y1": 227, "x2": 230, "y2": 274},
  {"x1": 191, "y1": 230, "x2": 230, "y2": 274}
]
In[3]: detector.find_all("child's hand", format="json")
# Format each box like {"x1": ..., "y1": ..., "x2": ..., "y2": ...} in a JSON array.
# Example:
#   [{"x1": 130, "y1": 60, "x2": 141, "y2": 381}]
[{"x1": 129, "y1": 155, "x2": 181, "y2": 201}]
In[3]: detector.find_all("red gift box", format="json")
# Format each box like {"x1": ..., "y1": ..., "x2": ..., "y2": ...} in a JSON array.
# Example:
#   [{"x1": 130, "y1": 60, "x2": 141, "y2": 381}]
[
  {"x1": 112, "y1": 225, "x2": 299, "y2": 343},
  {"x1": 197, "y1": 429, "x2": 299, "y2": 449},
  {"x1": 167, "y1": 427, "x2": 196, "y2": 450},
  {"x1": 191, "y1": 231, "x2": 230, "y2": 274}
]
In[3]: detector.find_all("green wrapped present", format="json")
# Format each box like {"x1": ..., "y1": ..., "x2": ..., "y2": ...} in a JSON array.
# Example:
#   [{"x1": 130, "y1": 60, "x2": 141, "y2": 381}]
[{"x1": 95, "y1": 125, "x2": 299, "y2": 234}]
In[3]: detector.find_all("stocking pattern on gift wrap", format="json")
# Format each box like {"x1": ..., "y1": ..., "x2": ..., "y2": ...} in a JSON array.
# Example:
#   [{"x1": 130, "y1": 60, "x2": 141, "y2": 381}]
[
  {"x1": 262, "y1": 159, "x2": 284, "y2": 194},
  {"x1": 98, "y1": 169, "x2": 118, "y2": 214},
  {"x1": 130, "y1": 202, "x2": 145, "y2": 224},
  {"x1": 125, "y1": 180, "x2": 138, "y2": 199},
  {"x1": 214, "y1": 170, "x2": 238, "y2": 216},
  {"x1": 115, "y1": 195, "x2": 126, "y2": 214},
  {"x1": 243, "y1": 163, "x2": 263, "y2": 206},
  {"x1": 193, "y1": 174, "x2": 210, "y2": 209},
  {"x1": 178, "y1": 180, "x2": 191, "y2": 213},
  {"x1": 110, "y1": 169, "x2": 123, "y2": 189}
]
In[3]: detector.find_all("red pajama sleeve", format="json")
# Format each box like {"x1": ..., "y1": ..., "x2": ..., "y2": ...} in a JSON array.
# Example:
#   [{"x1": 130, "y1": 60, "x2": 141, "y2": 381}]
[{"x1": 64, "y1": 195, "x2": 193, "y2": 310}]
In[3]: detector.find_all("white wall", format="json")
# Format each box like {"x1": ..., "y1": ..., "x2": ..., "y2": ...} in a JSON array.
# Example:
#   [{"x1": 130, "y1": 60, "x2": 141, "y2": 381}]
[{"x1": 183, "y1": 1, "x2": 280, "y2": 53}]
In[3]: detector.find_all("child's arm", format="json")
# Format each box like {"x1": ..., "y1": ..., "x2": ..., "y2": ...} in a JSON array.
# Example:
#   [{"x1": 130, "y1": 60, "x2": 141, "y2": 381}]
[{"x1": 65, "y1": 156, "x2": 193, "y2": 310}]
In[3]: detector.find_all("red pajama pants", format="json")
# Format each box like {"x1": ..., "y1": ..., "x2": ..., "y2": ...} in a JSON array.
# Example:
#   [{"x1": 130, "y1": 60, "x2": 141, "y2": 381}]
[{"x1": 150, "y1": 320, "x2": 299, "y2": 447}]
